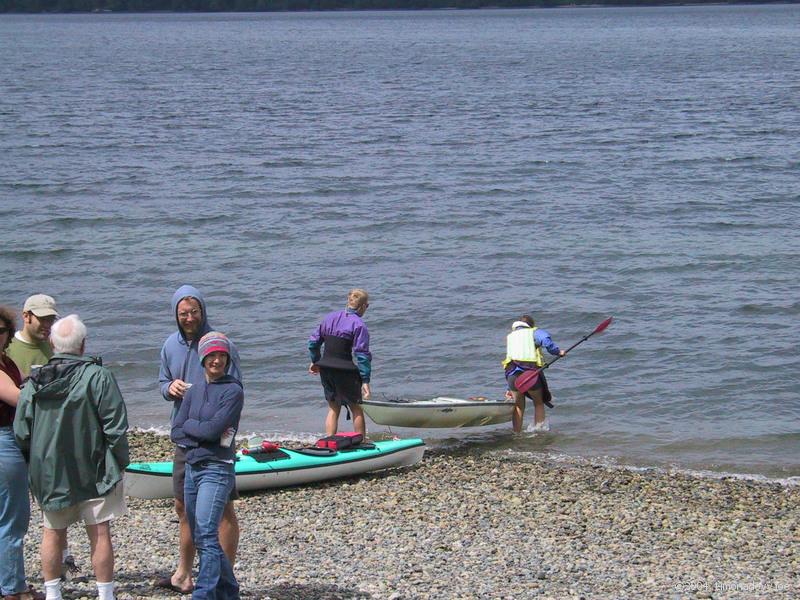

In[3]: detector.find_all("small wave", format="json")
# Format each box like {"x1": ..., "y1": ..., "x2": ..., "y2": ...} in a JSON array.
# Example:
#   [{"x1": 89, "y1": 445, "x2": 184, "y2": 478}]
[
  {"x1": 42, "y1": 215, "x2": 116, "y2": 227},
  {"x1": 739, "y1": 301, "x2": 800, "y2": 316},
  {"x1": 131, "y1": 425, "x2": 171, "y2": 437},
  {"x1": 1, "y1": 248, "x2": 73, "y2": 258},
  {"x1": 722, "y1": 155, "x2": 761, "y2": 163},
  {"x1": 260, "y1": 158, "x2": 310, "y2": 168},
  {"x1": 507, "y1": 449, "x2": 799, "y2": 488},
  {"x1": 131, "y1": 426, "x2": 322, "y2": 446},
  {"x1": 670, "y1": 132, "x2": 700, "y2": 140},
  {"x1": 239, "y1": 430, "x2": 319, "y2": 445},
  {"x1": 482, "y1": 250, "x2": 528, "y2": 260}
]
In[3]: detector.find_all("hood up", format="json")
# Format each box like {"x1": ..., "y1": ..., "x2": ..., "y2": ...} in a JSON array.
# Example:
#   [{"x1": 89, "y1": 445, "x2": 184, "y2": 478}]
[{"x1": 171, "y1": 284, "x2": 211, "y2": 344}]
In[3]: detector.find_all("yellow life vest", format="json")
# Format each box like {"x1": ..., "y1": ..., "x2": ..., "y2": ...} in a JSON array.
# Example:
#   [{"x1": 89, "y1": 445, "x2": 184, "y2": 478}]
[{"x1": 502, "y1": 326, "x2": 544, "y2": 368}]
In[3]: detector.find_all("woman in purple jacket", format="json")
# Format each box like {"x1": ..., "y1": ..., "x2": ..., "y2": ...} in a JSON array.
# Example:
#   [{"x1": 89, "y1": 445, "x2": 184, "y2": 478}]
[
  {"x1": 308, "y1": 289, "x2": 372, "y2": 437},
  {"x1": 171, "y1": 332, "x2": 243, "y2": 600}
]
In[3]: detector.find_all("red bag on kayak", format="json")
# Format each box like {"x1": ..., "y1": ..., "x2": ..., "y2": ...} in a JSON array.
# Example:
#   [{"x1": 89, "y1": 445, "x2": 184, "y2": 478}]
[
  {"x1": 315, "y1": 432, "x2": 363, "y2": 450},
  {"x1": 241, "y1": 441, "x2": 280, "y2": 455}
]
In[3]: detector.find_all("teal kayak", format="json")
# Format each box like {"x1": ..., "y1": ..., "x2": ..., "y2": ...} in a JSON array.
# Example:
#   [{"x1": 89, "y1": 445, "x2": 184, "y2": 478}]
[{"x1": 124, "y1": 438, "x2": 426, "y2": 499}]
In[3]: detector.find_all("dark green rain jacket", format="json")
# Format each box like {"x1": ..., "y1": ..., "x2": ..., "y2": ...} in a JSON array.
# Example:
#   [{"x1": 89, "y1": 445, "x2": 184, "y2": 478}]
[{"x1": 13, "y1": 353, "x2": 130, "y2": 512}]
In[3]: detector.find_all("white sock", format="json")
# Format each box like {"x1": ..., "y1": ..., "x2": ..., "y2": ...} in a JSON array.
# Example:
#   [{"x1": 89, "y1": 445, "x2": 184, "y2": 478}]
[
  {"x1": 44, "y1": 578, "x2": 62, "y2": 600},
  {"x1": 61, "y1": 548, "x2": 69, "y2": 562},
  {"x1": 97, "y1": 581, "x2": 115, "y2": 600}
]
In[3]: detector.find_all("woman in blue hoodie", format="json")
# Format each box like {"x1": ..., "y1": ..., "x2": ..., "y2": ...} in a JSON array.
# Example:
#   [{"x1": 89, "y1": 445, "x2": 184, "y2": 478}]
[{"x1": 171, "y1": 332, "x2": 243, "y2": 600}]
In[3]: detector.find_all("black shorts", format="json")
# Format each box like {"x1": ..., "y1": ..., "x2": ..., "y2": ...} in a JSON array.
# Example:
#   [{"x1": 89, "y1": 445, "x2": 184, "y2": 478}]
[
  {"x1": 319, "y1": 367, "x2": 362, "y2": 407},
  {"x1": 172, "y1": 445, "x2": 239, "y2": 503}
]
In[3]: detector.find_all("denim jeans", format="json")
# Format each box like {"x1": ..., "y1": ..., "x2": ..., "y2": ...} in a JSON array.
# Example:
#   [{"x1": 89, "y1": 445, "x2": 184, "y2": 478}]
[
  {"x1": 0, "y1": 427, "x2": 30, "y2": 596},
  {"x1": 185, "y1": 460, "x2": 239, "y2": 600}
]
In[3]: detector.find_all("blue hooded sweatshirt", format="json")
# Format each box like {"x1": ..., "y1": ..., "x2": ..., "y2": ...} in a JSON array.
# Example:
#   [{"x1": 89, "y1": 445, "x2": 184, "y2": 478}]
[
  {"x1": 170, "y1": 374, "x2": 244, "y2": 465},
  {"x1": 159, "y1": 285, "x2": 242, "y2": 423}
]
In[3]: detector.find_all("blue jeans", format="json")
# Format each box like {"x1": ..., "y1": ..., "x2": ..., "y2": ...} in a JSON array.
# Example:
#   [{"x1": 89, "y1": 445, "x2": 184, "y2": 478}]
[
  {"x1": 0, "y1": 427, "x2": 30, "y2": 596},
  {"x1": 185, "y1": 460, "x2": 239, "y2": 600}
]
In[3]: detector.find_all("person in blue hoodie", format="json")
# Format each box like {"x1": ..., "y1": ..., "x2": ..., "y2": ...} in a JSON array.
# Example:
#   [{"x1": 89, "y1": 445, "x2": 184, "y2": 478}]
[
  {"x1": 171, "y1": 332, "x2": 243, "y2": 600},
  {"x1": 158, "y1": 286, "x2": 242, "y2": 595}
]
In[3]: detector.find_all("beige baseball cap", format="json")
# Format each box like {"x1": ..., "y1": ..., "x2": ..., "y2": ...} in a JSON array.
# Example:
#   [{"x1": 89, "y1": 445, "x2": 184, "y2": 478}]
[{"x1": 23, "y1": 294, "x2": 59, "y2": 318}]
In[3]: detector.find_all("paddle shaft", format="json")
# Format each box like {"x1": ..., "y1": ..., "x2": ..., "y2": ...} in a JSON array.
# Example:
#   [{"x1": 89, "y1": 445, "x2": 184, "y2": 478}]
[
  {"x1": 540, "y1": 329, "x2": 597, "y2": 371},
  {"x1": 515, "y1": 317, "x2": 613, "y2": 393}
]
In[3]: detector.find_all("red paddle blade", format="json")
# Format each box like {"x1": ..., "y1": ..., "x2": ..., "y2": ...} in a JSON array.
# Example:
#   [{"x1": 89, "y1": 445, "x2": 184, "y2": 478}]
[
  {"x1": 594, "y1": 316, "x2": 613, "y2": 334},
  {"x1": 515, "y1": 369, "x2": 540, "y2": 394}
]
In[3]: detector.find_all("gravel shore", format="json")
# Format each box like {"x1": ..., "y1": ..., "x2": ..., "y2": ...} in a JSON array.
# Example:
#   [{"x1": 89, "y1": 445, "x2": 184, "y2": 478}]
[{"x1": 22, "y1": 431, "x2": 798, "y2": 599}]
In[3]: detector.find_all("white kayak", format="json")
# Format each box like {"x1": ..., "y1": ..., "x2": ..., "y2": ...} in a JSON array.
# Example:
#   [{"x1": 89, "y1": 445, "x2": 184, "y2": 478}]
[
  {"x1": 362, "y1": 397, "x2": 514, "y2": 428},
  {"x1": 124, "y1": 438, "x2": 425, "y2": 500}
]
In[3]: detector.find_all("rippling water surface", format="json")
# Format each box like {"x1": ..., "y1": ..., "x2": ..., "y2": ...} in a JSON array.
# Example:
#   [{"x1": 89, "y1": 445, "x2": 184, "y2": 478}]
[{"x1": 2, "y1": 5, "x2": 798, "y2": 479}]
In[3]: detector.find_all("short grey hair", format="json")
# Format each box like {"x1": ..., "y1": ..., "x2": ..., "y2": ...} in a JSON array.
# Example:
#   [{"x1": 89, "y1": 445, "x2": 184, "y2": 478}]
[{"x1": 50, "y1": 314, "x2": 87, "y2": 355}]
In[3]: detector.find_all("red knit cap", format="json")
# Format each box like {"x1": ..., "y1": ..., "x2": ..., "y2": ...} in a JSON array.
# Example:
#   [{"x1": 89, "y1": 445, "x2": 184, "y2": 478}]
[{"x1": 199, "y1": 331, "x2": 230, "y2": 364}]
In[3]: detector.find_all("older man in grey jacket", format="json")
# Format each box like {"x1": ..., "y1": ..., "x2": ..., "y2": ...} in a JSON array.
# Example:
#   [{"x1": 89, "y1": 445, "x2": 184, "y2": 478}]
[{"x1": 14, "y1": 314, "x2": 129, "y2": 600}]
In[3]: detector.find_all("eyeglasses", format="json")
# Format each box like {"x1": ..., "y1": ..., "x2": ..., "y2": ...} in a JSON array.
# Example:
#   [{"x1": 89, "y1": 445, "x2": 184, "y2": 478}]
[
  {"x1": 178, "y1": 309, "x2": 201, "y2": 319},
  {"x1": 0, "y1": 327, "x2": 9, "y2": 335}
]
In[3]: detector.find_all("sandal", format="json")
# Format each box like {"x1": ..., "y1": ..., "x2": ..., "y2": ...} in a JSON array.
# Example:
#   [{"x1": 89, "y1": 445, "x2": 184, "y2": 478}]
[
  {"x1": 155, "y1": 576, "x2": 193, "y2": 594},
  {"x1": 3, "y1": 587, "x2": 45, "y2": 600}
]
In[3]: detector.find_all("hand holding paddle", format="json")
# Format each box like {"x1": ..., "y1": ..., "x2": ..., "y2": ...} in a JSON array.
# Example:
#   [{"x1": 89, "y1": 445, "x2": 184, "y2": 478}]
[{"x1": 515, "y1": 317, "x2": 613, "y2": 394}]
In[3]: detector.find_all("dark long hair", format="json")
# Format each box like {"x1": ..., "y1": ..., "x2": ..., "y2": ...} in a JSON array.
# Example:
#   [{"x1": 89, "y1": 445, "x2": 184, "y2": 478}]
[{"x1": 0, "y1": 305, "x2": 17, "y2": 352}]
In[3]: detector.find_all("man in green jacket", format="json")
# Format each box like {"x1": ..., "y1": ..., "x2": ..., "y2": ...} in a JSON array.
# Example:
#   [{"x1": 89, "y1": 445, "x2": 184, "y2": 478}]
[{"x1": 14, "y1": 314, "x2": 129, "y2": 600}]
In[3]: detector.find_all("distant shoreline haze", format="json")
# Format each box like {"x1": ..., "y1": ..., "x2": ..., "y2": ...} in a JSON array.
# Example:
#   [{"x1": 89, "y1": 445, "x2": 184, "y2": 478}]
[{"x1": 1, "y1": 0, "x2": 795, "y2": 15}]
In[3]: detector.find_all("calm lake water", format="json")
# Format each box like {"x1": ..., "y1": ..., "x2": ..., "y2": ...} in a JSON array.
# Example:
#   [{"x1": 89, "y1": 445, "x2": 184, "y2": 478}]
[{"x1": 1, "y1": 5, "x2": 798, "y2": 481}]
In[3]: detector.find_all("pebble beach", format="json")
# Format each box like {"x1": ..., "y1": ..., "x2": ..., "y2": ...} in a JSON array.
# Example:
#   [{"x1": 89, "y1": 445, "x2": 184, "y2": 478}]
[{"x1": 21, "y1": 431, "x2": 799, "y2": 600}]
